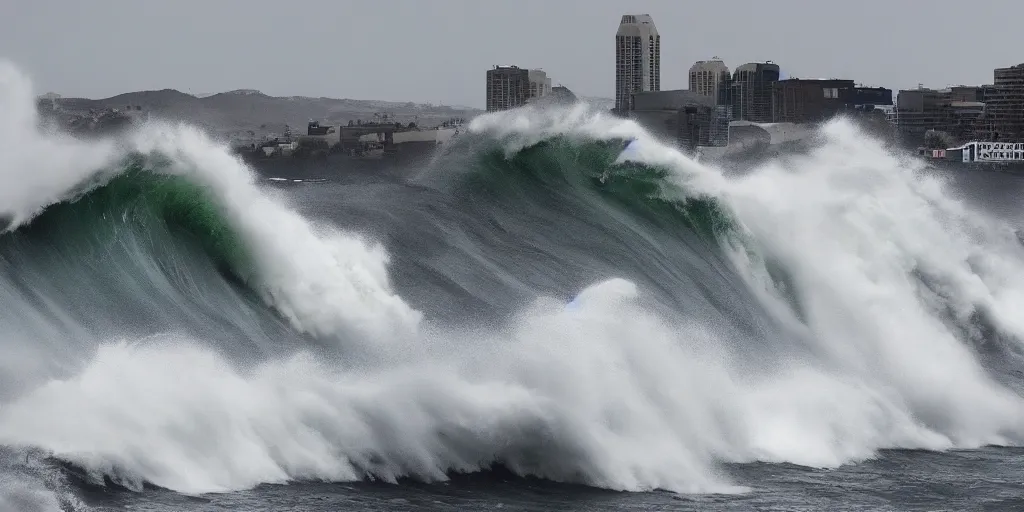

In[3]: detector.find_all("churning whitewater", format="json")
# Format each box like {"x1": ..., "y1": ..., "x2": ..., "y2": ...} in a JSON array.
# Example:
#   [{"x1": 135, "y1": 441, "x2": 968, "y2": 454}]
[{"x1": 1, "y1": 60, "x2": 1024, "y2": 510}]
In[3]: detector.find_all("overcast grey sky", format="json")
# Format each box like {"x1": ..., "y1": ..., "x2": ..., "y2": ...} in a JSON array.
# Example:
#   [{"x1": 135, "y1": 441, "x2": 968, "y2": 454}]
[{"x1": 3, "y1": 0, "x2": 1022, "y2": 108}]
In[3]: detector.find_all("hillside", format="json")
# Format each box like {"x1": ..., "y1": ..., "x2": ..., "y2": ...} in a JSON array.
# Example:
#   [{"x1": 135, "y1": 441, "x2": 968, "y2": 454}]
[{"x1": 51, "y1": 88, "x2": 481, "y2": 139}]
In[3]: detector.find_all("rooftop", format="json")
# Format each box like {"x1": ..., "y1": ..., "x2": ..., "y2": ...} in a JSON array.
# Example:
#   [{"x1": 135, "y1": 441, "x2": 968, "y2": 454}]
[{"x1": 616, "y1": 14, "x2": 658, "y2": 36}]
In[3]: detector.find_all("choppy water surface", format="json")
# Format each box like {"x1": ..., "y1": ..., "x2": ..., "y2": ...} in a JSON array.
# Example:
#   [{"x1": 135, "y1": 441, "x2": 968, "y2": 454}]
[{"x1": 2, "y1": 60, "x2": 1024, "y2": 511}]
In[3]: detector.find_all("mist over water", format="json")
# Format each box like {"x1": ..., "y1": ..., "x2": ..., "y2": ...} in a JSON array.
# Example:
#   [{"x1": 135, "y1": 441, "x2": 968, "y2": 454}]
[{"x1": 1, "y1": 60, "x2": 1024, "y2": 510}]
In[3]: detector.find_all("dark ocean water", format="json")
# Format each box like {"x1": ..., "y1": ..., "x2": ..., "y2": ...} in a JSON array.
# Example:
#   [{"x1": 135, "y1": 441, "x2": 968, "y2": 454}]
[
  {"x1": 53, "y1": 168, "x2": 1024, "y2": 512},
  {"x1": 70, "y1": 447, "x2": 1024, "y2": 511},
  {"x1": 3, "y1": 61, "x2": 1024, "y2": 511}
]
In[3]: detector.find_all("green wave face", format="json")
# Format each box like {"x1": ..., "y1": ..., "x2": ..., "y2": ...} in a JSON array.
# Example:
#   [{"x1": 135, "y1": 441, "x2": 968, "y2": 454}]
[
  {"x1": 460, "y1": 136, "x2": 737, "y2": 246},
  {"x1": 4, "y1": 162, "x2": 254, "y2": 285}
]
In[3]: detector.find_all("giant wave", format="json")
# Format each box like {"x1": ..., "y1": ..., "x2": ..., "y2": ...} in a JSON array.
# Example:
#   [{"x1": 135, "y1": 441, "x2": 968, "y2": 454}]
[{"x1": 1, "y1": 60, "x2": 1024, "y2": 510}]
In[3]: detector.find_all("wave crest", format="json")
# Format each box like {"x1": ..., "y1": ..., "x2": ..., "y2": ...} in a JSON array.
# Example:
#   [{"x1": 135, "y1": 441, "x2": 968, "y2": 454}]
[{"x1": 1, "y1": 62, "x2": 1024, "y2": 501}]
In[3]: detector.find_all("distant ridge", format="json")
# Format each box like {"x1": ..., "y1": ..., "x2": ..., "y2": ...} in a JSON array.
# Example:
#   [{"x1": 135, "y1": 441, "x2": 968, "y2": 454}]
[
  {"x1": 67, "y1": 88, "x2": 473, "y2": 113},
  {"x1": 105, "y1": 89, "x2": 199, "y2": 109},
  {"x1": 222, "y1": 89, "x2": 264, "y2": 96},
  {"x1": 49, "y1": 88, "x2": 482, "y2": 136}
]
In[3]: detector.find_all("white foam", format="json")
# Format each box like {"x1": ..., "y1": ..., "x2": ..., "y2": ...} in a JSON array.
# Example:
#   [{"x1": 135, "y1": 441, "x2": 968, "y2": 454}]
[
  {"x1": 125, "y1": 122, "x2": 421, "y2": 343},
  {"x1": 0, "y1": 63, "x2": 119, "y2": 228},
  {"x1": 471, "y1": 106, "x2": 1024, "y2": 461},
  {"x1": 0, "y1": 60, "x2": 419, "y2": 345},
  {"x1": 2, "y1": 66, "x2": 1024, "y2": 498},
  {"x1": 0, "y1": 287, "x2": 746, "y2": 494},
  {"x1": 718, "y1": 119, "x2": 1024, "y2": 446}
]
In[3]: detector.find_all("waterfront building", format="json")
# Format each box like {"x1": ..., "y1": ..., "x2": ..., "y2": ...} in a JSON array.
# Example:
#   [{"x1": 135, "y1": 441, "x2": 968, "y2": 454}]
[
  {"x1": 981, "y1": 84, "x2": 998, "y2": 103},
  {"x1": 894, "y1": 86, "x2": 984, "y2": 142},
  {"x1": 731, "y1": 62, "x2": 780, "y2": 122},
  {"x1": 615, "y1": 14, "x2": 660, "y2": 114},
  {"x1": 771, "y1": 79, "x2": 855, "y2": 123},
  {"x1": 853, "y1": 86, "x2": 894, "y2": 108},
  {"x1": 895, "y1": 86, "x2": 955, "y2": 136},
  {"x1": 629, "y1": 89, "x2": 730, "y2": 149},
  {"x1": 689, "y1": 58, "x2": 730, "y2": 102},
  {"x1": 949, "y1": 85, "x2": 985, "y2": 102},
  {"x1": 526, "y1": 85, "x2": 578, "y2": 107},
  {"x1": 486, "y1": 65, "x2": 530, "y2": 112},
  {"x1": 550, "y1": 86, "x2": 576, "y2": 102},
  {"x1": 528, "y1": 69, "x2": 552, "y2": 100},
  {"x1": 987, "y1": 63, "x2": 1024, "y2": 141}
]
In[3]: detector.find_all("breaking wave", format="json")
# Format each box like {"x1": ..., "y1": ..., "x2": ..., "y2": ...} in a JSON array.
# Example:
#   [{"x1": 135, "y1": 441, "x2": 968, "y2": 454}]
[{"x1": 1, "y1": 61, "x2": 1024, "y2": 510}]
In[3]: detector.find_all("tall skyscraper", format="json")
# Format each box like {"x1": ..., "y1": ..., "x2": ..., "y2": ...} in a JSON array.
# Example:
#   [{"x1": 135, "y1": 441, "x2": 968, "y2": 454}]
[
  {"x1": 486, "y1": 65, "x2": 530, "y2": 112},
  {"x1": 689, "y1": 58, "x2": 730, "y2": 101},
  {"x1": 615, "y1": 14, "x2": 660, "y2": 114}
]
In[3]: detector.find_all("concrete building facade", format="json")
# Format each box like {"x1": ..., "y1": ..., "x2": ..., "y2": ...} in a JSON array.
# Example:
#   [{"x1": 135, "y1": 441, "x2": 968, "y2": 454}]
[
  {"x1": 526, "y1": 85, "x2": 578, "y2": 107},
  {"x1": 615, "y1": 14, "x2": 660, "y2": 114},
  {"x1": 895, "y1": 87, "x2": 953, "y2": 135},
  {"x1": 486, "y1": 65, "x2": 530, "y2": 112},
  {"x1": 771, "y1": 79, "x2": 856, "y2": 123},
  {"x1": 894, "y1": 87, "x2": 983, "y2": 142},
  {"x1": 949, "y1": 86, "x2": 985, "y2": 103},
  {"x1": 987, "y1": 64, "x2": 1024, "y2": 142},
  {"x1": 630, "y1": 89, "x2": 730, "y2": 149},
  {"x1": 853, "y1": 87, "x2": 894, "y2": 108},
  {"x1": 731, "y1": 62, "x2": 780, "y2": 122},
  {"x1": 550, "y1": 86, "x2": 576, "y2": 102},
  {"x1": 689, "y1": 58, "x2": 730, "y2": 101},
  {"x1": 528, "y1": 69, "x2": 552, "y2": 100}
]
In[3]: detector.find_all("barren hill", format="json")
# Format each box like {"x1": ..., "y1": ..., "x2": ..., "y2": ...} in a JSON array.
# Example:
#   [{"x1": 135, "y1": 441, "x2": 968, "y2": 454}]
[{"x1": 51, "y1": 88, "x2": 481, "y2": 139}]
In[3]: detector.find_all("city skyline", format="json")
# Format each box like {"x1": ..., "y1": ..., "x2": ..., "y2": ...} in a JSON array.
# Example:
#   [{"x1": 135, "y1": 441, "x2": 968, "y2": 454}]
[{"x1": 3, "y1": 0, "x2": 1023, "y2": 108}]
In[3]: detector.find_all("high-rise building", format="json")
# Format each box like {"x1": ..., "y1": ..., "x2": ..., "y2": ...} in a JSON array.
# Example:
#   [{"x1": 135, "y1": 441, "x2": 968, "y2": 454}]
[
  {"x1": 528, "y1": 69, "x2": 552, "y2": 100},
  {"x1": 689, "y1": 58, "x2": 730, "y2": 101},
  {"x1": 486, "y1": 65, "x2": 530, "y2": 112},
  {"x1": 615, "y1": 14, "x2": 660, "y2": 114},
  {"x1": 731, "y1": 61, "x2": 780, "y2": 122},
  {"x1": 987, "y1": 63, "x2": 1024, "y2": 142}
]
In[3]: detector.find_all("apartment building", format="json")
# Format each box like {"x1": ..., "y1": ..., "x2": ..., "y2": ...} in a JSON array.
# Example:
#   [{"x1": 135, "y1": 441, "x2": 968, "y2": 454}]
[
  {"x1": 486, "y1": 65, "x2": 530, "y2": 112},
  {"x1": 615, "y1": 14, "x2": 660, "y2": 114}
]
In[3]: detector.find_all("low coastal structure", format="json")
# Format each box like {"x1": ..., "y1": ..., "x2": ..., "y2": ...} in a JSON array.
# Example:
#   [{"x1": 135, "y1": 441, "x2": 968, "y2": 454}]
[
  {"x1": 919, "y1": 141, "x2": 1024, "y2": 166},
  {"x1": 628, "y1": 89, "x2": 731, "y2": 150},
  {"x1": 525, "y1": 85, "x2": 578, "y2": 106},
  {"x1": 233, "y1": 116, "x2": 465, "y2": 163},
  {"x1": 694, "y1": 121, "x2": 814, "y2": 160}
]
